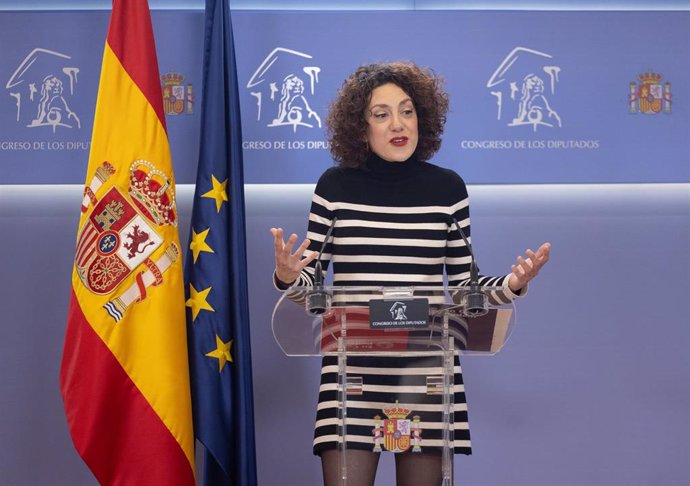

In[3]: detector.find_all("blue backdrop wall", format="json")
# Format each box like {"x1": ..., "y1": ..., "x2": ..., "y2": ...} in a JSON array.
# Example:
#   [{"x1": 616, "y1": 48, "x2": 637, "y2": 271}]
[
  {"x1": 1, "y1": 10, "x2": 689, "y2": 185},
  {"x1": 0, "y1": 3, "x2": 688, "y2": 486}
]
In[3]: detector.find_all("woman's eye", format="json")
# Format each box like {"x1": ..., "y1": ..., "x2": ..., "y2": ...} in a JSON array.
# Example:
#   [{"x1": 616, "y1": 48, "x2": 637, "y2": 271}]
[
  {"x1": 373, "y1": 112, "x2": 389, "y2": 120},
  {"x1": 402, "y1": 109, "x2": 415, "y2": 117}
]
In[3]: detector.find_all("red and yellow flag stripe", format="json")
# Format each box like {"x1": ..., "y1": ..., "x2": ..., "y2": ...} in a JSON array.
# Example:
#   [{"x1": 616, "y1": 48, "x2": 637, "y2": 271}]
[{"x1": 60, "y1": 1, "x2": 195, "y2": 485}]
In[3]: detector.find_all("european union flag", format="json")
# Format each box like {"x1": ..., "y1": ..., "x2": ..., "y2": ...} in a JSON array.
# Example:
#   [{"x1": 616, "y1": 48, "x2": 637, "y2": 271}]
[{"x1": 184, "y1": 1, "x2": 257, "y2": 485}]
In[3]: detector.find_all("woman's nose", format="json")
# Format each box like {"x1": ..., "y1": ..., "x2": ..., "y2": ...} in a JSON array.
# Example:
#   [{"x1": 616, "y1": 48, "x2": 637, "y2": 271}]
[{"x1": 389, "y1": 113, "x2": 403, "y2": 131}]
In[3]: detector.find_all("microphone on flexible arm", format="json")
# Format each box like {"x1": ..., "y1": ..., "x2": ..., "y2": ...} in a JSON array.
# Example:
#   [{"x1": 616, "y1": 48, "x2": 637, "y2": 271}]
[
  {"x1": 452, "y1": 217, "x2": 488, "y2": 317},
  {"x1": 306, "y1": 216, "x2": 338, "y2": 315}
]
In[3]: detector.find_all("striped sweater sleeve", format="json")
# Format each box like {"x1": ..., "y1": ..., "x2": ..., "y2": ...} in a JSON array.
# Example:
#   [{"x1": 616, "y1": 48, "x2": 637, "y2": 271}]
[
  {"x1": 445, "y1": 174, "x2": 525, "y2": 305},
  {"x1": 272, "y1": 170, "x2": 336, "y2": 291}
]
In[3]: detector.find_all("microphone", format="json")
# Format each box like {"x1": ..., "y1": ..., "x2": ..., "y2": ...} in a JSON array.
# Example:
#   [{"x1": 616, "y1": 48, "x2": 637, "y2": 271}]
[
  {"x1": 452, "y1": 217, "x2": 488, "y2": 317},
  {"x1": 306, "y1": 216, "x2": 338, "y2": 315}
]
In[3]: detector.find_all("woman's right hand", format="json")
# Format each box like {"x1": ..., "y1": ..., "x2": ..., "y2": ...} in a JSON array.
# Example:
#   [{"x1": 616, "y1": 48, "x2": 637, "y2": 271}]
[{"x1": 271, "y1": 227, "x2": 318, "y2": 285}]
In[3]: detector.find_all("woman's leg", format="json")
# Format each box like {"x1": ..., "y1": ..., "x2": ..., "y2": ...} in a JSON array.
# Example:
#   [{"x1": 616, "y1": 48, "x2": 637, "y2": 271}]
[
  {"x1": 320, "y1": 449, "x2": 381, "y2": 486},
  {"x1": 394, "y1": 452, "x2": 443, "y2": 486}
]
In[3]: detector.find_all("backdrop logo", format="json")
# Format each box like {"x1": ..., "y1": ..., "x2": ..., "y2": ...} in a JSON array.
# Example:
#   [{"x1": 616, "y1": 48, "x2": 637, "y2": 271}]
[
  {"x1": 160, "y1": 72, "x2": 193, "y2": 116},
  {"x1": 486, "y1": 47, "x2": 562, "y2": 131},
  {"x1": 629, "y1": 71, "x2": 672, "y2": 114},
  {"x1": 246, "y1": 47, "x2": 322, "y2": 132},
  {"x1": 5, "y1": 48, "x2": 81, "y2": 132},
  {"x1": 390, "y1": 302, "x2": 407, "y2": 320}
]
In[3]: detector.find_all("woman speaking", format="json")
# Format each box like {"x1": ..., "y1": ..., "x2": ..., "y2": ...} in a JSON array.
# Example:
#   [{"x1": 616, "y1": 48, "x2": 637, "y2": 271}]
[{"x1": 271, "y1": 61, "x2": 550, "y2": 486}]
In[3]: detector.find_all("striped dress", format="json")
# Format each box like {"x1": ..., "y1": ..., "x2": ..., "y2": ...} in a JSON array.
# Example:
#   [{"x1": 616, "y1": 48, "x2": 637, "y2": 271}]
[{"x1": 279, "y1": 154, "x2": 521, "y2": 455}]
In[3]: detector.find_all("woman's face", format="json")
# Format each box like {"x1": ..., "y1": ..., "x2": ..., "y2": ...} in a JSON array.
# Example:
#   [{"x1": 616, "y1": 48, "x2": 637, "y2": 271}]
[{"x1": 365, "y1": 83, "x2": 418, "y2": 162}]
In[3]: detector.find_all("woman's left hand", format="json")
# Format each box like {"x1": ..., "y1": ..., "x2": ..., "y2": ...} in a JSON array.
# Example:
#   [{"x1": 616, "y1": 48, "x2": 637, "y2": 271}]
[{"x1": 508, "y1": 242, "x2": 551, "y2": 292}]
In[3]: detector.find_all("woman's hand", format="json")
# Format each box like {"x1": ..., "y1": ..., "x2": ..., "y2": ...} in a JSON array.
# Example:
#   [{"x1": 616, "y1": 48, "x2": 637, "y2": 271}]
[
  {"x1": 271, "y1": 227, "x2": 318, "y2": 285},
  {"x1": 508, "y1": 242, "x2": 551, "y2": 292}
]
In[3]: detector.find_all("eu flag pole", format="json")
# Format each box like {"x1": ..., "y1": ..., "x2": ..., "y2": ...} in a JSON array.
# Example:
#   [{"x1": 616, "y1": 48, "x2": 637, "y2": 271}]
[{"x1": 184, "y1": 1, "x2": 257, "y2": 485}]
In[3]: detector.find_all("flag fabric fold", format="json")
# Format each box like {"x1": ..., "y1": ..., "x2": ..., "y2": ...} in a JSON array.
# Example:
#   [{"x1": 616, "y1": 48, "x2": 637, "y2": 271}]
[
  {"x1": 60, "y1": 1, "x2": 195, "y2": 485},
  {"x1": 184, "y1": 1, "x2": 258, "y2": 485}
]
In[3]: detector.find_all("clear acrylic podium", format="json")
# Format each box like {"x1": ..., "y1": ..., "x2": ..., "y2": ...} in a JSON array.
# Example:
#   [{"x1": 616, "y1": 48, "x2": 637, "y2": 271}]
[{"x1": 272, "y1": 285, "x2": 515, "y2": 486}]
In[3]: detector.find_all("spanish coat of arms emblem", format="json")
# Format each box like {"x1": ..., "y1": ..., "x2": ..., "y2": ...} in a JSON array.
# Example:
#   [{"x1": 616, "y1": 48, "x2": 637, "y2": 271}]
[
  {"x1": 372, "y1": 402, "x2": 422, "y2": 453},
  {"x1": 76, "y1": 159, "x2": 179, "y2": 322},
  {"x1": 629, "y1": 71, "x2": 672, "y2": 114}
]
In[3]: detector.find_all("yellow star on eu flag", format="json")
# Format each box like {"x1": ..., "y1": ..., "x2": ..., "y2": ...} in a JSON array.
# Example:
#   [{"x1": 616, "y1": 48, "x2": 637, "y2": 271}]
[
  {"x1": 186, "y1": 284, "x2": 214, "y2": 321},
  {"x1": 205, "y1": 335, "x2": 233, "y2": 372},
  {"x1": 201, "y1": 175, "x2": 228, "y2": 213},
  {"x1": 190, "y1": 227, "x2": 214, "y2": 263}
]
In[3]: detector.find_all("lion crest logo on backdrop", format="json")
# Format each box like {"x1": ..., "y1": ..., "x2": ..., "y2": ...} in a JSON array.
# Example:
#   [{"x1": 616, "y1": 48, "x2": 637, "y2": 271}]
[
  {"x1": 486, "y1": 46, "x2": 563, "y2": 132},
  {"x1": 5, "y1": 48, "x2": 81, "y2": 132},
  {"x1": 246, "y1": 47, "x2": 322, "y2": 132}
]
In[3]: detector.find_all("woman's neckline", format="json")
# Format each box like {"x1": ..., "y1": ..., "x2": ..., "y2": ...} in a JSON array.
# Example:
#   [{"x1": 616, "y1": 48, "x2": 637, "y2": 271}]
[{"x1": 364, "y1": 152, "x2": 419, "y2": 175}]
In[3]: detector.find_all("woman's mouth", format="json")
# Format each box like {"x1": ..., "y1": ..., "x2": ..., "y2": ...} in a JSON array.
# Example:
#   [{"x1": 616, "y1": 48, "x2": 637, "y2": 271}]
[{"x1": 390, "y1": 137, "x2": 408, "y2": 147}]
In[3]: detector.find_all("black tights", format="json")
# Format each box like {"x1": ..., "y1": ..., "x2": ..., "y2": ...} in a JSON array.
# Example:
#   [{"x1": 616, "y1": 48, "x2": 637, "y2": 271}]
[{"x1": 320, "y1": 449, "x2": 443, "y2": 486}]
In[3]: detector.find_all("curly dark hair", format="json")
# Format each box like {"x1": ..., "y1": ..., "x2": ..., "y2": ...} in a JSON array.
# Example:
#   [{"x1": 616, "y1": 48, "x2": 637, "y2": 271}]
[{"x1": 326, "y1": 61, "x2": 449, "y2": 169}]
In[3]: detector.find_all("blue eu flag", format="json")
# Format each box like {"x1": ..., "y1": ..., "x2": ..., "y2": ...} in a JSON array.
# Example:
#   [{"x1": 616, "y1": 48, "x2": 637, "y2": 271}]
[{"x1": 184, "y1": 1, "x2": 257, "y2": 485}]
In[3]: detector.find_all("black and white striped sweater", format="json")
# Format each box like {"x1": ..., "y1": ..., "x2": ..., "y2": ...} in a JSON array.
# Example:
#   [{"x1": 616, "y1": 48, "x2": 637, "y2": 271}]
[{"x1": 290, "y1": 153, "x2": 520, "y2": 303}]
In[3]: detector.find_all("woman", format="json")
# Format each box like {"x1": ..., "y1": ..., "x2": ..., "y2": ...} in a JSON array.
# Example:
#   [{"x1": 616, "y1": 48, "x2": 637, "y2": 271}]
[{"x1": 271, "y1": 62, "x2": 550, "y2": 486}]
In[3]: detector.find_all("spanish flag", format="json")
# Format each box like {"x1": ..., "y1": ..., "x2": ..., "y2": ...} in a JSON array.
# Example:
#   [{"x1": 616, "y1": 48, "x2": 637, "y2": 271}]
[{"x1": 59, "y1": 1, "x2": 195, "y2": 485}]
